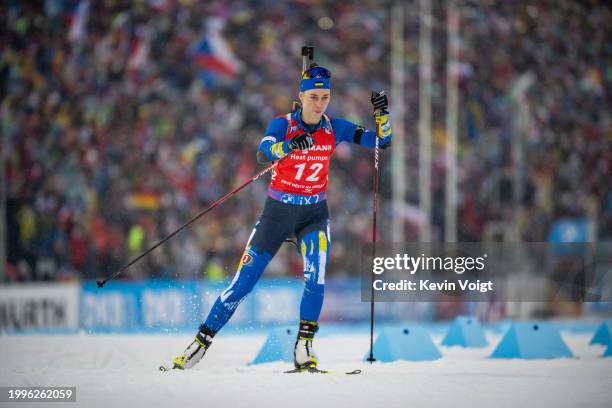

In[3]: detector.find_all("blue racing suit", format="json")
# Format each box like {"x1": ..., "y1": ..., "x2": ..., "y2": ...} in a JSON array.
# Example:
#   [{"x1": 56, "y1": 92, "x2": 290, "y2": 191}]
[{"x1": 201, "y1": 109, "x2": 391, "y2": 333}]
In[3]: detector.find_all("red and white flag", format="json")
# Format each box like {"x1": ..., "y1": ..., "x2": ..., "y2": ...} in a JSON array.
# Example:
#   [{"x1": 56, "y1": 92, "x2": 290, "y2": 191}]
[{"x1": 127, "y1": 31, "x2": 150, "y2": 72}]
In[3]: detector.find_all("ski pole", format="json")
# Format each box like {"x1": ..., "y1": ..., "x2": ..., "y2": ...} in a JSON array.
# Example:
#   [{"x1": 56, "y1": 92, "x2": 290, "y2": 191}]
[
  {"x1": 367, "y1": 93, "x2": 384, "y2": 363},
  {"x1": 96, "y1": 159, "x2": 281, "y2": 288}
]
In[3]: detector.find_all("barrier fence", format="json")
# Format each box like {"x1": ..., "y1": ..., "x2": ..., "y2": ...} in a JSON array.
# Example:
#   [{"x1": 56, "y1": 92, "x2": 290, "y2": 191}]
[{"x1": 0, "y1": 279, "x2": 436, "y2": 333}]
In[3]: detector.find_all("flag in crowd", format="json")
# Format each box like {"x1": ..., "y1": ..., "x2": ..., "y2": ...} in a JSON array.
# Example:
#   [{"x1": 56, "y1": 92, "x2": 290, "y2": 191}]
[
  {"x1": 68, "y1": 0, "x2": 90, "y2": 43},
  {"x1": 192, "y1": 18, "x2": 243, "y2": 84}
]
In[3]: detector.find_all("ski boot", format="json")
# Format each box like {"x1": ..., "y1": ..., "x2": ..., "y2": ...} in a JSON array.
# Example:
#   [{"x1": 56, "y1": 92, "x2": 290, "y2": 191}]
[
  {"x1": 172, "y1": 327, "x2": 214, "y2": 370},
  {"x1": 293, "y1": 320, "x2": 319, "y2": 369}
]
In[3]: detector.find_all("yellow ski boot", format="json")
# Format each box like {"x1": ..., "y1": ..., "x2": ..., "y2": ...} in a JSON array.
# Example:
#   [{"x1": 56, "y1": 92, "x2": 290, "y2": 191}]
[
  {"x1": 171, "y1": 328, "x2": 214, "y2": 370},
  {"x1": 293, "y1": 320, "x2": 319, "y2": 369}
]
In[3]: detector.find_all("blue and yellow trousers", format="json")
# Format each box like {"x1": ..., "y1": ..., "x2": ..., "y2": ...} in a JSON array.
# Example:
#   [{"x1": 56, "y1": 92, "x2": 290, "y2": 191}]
[{"x1": 201, "y1": 197, "x2": 330, "y2": 334}]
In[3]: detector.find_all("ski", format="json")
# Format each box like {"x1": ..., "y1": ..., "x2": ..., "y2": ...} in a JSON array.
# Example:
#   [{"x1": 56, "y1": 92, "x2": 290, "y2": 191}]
[
  {"x1": 284, "y1": 367, "x2": 361, "y2": 375},
  {"x1": 160, "y1": 364, "x2": 361, "y2": 375}
]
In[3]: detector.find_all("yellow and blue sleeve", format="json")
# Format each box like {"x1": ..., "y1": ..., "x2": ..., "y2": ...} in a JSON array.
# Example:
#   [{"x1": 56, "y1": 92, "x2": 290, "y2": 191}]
[
  {"x1": 258, "y1": 117, "x2": 291, "y2": 161},
  {"x1": 375, "y1": 113, "x2": 392, "y2": 139}
]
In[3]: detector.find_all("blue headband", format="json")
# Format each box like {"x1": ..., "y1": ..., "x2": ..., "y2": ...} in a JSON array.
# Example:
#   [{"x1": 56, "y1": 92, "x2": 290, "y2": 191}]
[{"x1": 300, "y1": 77, "x2": 330, "y2": 91}]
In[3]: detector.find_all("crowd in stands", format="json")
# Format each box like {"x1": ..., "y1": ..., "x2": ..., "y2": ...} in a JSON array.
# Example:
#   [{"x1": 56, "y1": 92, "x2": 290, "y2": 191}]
[{"x1": 3, "y1": 0, "x2": 609, "y2": 282}]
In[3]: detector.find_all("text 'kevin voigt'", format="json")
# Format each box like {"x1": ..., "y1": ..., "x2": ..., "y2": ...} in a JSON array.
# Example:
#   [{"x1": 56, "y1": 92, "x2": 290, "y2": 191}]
[
  {"x1": 371, "y1": 254, "x2": 494, "y2": 294},
  {"x1": 372, "y1": 279, "x2": 494, "y2": 293}
]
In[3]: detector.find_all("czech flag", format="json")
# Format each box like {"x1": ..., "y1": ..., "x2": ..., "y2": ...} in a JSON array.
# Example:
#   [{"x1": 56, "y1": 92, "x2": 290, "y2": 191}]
[{"x1": 192, "y1": 18, "x2": 243, "y2": 78}]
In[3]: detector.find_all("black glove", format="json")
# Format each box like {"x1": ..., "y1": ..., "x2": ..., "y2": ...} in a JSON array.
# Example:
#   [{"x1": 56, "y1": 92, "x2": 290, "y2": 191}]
[
  {"x1": 371, "y1": 90, "x2": 389, "y2": 114},
  {"x1": 288, "y1": 133, "x2": 315, "y2": 151}
]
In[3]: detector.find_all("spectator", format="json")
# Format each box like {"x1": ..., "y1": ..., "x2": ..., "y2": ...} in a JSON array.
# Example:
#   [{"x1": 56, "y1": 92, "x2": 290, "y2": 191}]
[{"x1": 3, "y1": 0, "x2": 609, "y2": 282}]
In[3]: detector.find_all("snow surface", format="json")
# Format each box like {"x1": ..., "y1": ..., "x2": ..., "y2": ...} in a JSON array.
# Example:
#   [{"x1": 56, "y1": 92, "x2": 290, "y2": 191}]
[{"x1": 1, "y1": 332, "x2": 611, "y2": 408}]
